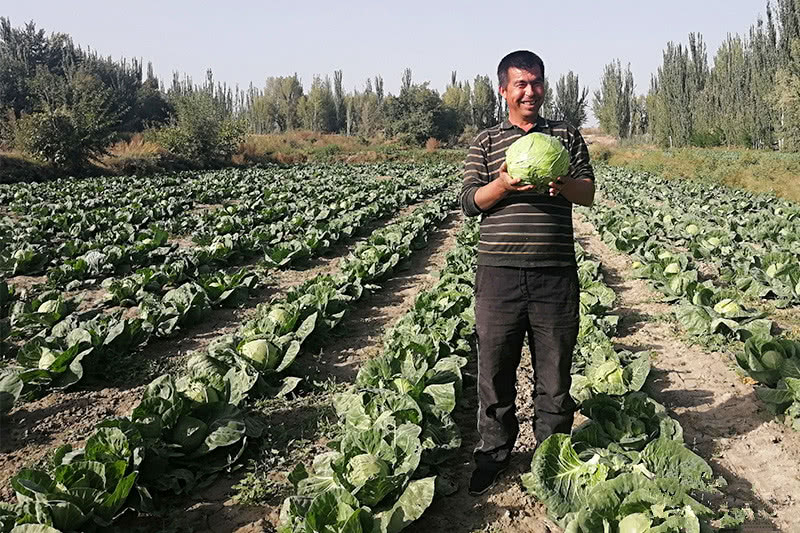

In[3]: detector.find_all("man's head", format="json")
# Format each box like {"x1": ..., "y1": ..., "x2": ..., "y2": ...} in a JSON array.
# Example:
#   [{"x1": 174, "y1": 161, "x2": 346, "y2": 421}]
[{"x1": 497, "y1": 50, "x2": 546, "y2": 123}]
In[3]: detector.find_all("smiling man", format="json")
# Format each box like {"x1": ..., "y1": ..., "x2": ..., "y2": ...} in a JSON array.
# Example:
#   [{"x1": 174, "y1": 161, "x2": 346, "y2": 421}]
[{"x1": 460, "y1": 50, "x2": 595, "y2": 496}]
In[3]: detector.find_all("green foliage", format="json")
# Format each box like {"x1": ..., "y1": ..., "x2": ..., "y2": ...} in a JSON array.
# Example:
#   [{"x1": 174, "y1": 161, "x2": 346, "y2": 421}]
[
  {"x1": 13, "y1": 68, "x2": 122, "y2": 169},
  {"x1": 153, "y1": 90, "x2": 246, "y2": 164},
  {"x1": 774, "y1": 39, "x2": 800, "y2": 151},
  {"x1": 383, "y1": 72, "x2": 460, "y2": 145},
  {"x1": 552, "y1": 71, "x2": 589, "y2": 128},
  {"x1": 593, "y1": 60, "x2": 634, "y2": 138},
  {"x1": 0, "y1": 17, "x2": 168, "y2": 168}
]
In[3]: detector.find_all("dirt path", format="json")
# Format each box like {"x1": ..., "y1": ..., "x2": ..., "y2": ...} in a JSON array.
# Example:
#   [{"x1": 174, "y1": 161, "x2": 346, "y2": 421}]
[
  {"x1": 121, "y1": 210, "x2": 467, "y2": 533},
  {"x1": 412, "y1": 347, "x2": 557, "y2": 533},
  {"x1": 573, "y1": 213, "x2": 800, "y2": 532}
]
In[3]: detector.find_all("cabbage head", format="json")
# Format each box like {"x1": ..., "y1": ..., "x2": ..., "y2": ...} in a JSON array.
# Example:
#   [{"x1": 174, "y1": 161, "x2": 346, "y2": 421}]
[
  {"x1": 240, "y1": 338, "x2": 280, "y2": 370},
  {"x1": 172, "y1": 415, "x2": 208, "y2": 451},
  {"x1": 505, "y1": 132, "x2": 570, "y2": 189},
  {"x1": 345, "y1": 453, "x2": 390, "y2": 487},
  {"x1": 713, "y1": 298, "x2": 741, "y2": 317}
]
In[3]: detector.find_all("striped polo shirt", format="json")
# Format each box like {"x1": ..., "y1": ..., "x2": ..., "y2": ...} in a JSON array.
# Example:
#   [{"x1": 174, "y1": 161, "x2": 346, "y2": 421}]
[{"x1": 459, "y1": 116, "x2": 595, "y2": 268}]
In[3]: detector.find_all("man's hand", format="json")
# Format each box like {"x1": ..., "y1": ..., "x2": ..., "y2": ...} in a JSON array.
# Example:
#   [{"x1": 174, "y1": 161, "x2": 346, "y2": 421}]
[
  {"x1": 548, "y1": 176, "x2": 568, "y2": 197},
  {"x1": 498, "y1": 161, "x2": 535, "y2": 192},
  {"x1": 473, "y1": 160, "x2": 534, "y2": 211},
  {"x1": 549, "y1": 175, "x2": 595, "y2": 206}
]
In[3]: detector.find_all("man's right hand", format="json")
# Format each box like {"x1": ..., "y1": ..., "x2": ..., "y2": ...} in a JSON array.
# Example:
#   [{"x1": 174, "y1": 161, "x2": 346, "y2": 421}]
[
  {"x1": 473, "y1": 160, "x2": 535, "y2": 211},
  {"x1": 498, "y1": 161, "x2": 535, "y2": 192}
]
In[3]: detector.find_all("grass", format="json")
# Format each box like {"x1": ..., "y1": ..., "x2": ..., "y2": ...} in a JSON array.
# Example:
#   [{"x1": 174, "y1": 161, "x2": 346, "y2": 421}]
[
  {"x1": 589, "y1": 142, "x2": 800, "y2": 203},
  {"x1": 0, "y1": 130, "x2": 467, "y2": 183}
]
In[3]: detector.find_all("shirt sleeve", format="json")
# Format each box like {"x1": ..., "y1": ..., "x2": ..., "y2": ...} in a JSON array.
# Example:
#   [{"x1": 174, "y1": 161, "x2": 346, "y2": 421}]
[
  {"x1": 460, "y1": 133, "x2": 490, "y2": 217},
  {"x1": 567, "y1": 127, "x2": 595, "y2": 182}
]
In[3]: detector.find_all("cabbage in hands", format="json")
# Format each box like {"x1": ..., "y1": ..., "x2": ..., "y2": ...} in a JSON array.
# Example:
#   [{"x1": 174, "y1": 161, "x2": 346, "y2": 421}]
[{"x1": 505, "y1": 132, "x2": 570, "y2": 190}]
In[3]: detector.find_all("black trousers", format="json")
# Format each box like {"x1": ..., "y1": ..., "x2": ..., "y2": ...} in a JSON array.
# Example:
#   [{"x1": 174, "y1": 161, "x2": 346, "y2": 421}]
[{"x1": 473, "y1": 264, "x2": 579, "y2": 467}]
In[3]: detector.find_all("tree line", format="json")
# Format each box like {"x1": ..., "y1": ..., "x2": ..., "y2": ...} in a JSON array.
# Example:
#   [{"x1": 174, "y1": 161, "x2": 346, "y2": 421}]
[
  {"x1": 0, "y1": 17, "x2": 592, "y2": 170},
  {"x1": 593, "y1": 0, "x2": 800, "y2": 150}
]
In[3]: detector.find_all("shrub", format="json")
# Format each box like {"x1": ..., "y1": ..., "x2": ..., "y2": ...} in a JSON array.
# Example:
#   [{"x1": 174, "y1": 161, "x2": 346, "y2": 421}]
[
  {"x1": 151, "y1": 91, "x2": 246, "y2": 165},
  {"x1": 14, "y1": 109, "x2": 80, "y2": 168}
]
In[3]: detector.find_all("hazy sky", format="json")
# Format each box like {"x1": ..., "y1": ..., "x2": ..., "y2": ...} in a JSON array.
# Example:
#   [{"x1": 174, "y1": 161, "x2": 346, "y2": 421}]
[{"x1": 4, "y1": 0, "x2": 767, "y2": 122}]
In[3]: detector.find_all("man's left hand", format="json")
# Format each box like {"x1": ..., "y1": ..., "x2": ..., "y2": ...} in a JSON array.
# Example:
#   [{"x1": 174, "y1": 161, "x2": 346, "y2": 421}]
[
  {"x1": 548, "y1": 176, "x2": 572, "y2": 197},
  {"x1": 548, "y1": 176, "x2": 595, "y2": 206}
]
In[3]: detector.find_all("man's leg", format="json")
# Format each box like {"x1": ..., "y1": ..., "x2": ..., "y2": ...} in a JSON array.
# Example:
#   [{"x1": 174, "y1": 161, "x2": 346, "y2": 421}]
[
  {"x1": 526, "y1": 267, "x2": 579, "y2": 445},
  {"x1": 474, "y1": 265, "x2": 528, "y2": 469}
]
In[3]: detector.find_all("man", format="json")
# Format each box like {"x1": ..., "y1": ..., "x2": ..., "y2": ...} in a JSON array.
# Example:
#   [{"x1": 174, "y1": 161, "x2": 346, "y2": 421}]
[{"x1": 460, "y1": 50, "x2": 595, "y2": 496}]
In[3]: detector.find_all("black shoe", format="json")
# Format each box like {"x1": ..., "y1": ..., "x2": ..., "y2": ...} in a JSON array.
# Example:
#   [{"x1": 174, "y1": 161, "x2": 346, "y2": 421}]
[{"x1": 468, "y1": 462, "x2": 508, "y2": 496}]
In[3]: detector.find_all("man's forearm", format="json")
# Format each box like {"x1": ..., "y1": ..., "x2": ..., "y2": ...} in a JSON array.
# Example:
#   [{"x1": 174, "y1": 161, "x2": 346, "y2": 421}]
[
  {"x1": 473, "y1": 179, "x2": 509, "y2": 211},
  {"x1": 561, "y1": 178, "x2": 595, "y2": 207}
]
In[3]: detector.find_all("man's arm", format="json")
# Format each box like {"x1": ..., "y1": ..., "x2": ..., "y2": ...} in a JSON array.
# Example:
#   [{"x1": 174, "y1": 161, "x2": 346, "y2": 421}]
[
  {"x1": 460, "y1": 135, "x2": 490, "y2": 217},
  {"x1": 548, "y1": 126, "x2": 596, "y2": 206},
  {"x1": 548, "y1": 176, "x2": 595, "y2": 206}
]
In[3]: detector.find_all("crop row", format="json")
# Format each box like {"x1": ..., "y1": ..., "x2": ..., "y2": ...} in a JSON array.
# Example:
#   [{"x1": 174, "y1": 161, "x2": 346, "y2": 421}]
[
  {"x1": 277, "y1": 220, "x2": 739, "y2": 531},
  {"x1": 278, "y1": 216, "x2": 479, "y2": 532},
  {"x1": 0, "y1": 170, "x2": 452, "y2": 414},
  {"x1": 596, "y1": 166, "x2": 800, "y2": 307},
  {"x1": 0, "y1": 188, "x2": 459, "y2": 532},
  {"x1": 2, "y1": 164, "x2": 453, "y2": 290},
  {"x1": 523, "y1": 242, "x2": 740, "y2": 531},
  {"x1": 581, "y1": 195, "x2": 800, "y2": 431}
]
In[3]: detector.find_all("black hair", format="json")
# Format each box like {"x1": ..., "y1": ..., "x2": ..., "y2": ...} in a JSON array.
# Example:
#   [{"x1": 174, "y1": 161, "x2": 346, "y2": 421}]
[{"x1": 497, "y1": 50, "x2": 545, "y2": 89}]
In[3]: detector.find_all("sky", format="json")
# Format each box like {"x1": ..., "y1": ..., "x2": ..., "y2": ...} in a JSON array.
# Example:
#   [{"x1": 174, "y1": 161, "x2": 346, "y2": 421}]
[{"x1": 4, "y1": 0, "x2": 768, "y2": 124}]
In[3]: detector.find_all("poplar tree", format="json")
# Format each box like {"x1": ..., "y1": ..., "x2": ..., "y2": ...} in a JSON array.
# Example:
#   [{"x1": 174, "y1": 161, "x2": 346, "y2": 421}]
[
  {"x1": 552, "y1": 71, "x2": 589, "y2": 128},
  {"x1": 593, "y1": 60, "x2": 634, "y2": 137}
]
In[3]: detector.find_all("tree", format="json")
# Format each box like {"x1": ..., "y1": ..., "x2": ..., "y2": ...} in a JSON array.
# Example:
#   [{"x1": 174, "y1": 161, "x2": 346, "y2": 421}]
[
  {"x1": 552, "y1": 71, "x2": 588, "y2": 128},
  {"x1": 155, "y1": 83, "x2": 245, "y2": 165},
  {"x1": 383, "y1": 80, "x2": 455, "y2": 144},
  {"x1": 593, "y1": 60, "x2": 634, "y2": 138},
  {"x1": 442, "y1": 70, "x2": 473, "y2": 135},
  {"x1": 332, "y1": 69, "x2": 344, "y2": 132},
  {"x1": 774, "y1": 38, "x2": 800, "y2": 150},
  {"x1": 298, "y1": 75, "x2": 336, "y2": 132},
  {"x1": 472, "y1": 75, "x2": 497, "y2": 129},
  {"x1": 15, "y1": 66, "x2": 122, "y2": 169},
  {"x1": 538, "y1": 79, "x2": 554, "y2": 120}
]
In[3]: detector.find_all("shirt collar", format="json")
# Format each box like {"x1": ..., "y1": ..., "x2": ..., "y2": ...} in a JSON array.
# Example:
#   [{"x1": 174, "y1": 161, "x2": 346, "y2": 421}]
[{"x1": 501, "y1": 115, "x2": 547, "y2": 131}]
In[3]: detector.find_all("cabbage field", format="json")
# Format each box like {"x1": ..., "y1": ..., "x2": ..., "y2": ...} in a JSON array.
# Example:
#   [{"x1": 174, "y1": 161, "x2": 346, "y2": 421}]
[{"x1": 1, "y1": 163, "x2": 799, "y2": 532}]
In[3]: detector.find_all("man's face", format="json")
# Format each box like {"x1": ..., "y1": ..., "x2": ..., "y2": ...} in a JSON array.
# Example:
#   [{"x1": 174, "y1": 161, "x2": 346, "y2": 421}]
[{"x1": 500, "y1": 66, "x2": 545, "y2": 121}]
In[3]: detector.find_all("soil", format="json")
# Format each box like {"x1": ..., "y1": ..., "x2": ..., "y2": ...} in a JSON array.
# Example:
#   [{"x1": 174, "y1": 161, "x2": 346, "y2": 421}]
[
  {"x1": 5, "y1": 274, "x2": 47, "y2": 293},
  {"x1": 572, "y1": 213, "x2": 800, "y2": 532},
  {"x1": 0, "y1": 384, "x2": 144, "y2": 502}
]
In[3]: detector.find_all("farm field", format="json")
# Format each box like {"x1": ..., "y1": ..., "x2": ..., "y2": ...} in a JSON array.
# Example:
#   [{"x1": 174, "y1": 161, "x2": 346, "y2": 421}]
[{"x1": 1, "y1": 162, "x2": 800, "y2": 533}]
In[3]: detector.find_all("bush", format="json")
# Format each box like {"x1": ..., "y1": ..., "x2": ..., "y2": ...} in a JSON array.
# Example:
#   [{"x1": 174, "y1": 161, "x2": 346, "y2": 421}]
[
  {"x1": 13, "y1": 69, "x2": 122, "y2": 170},
  {"x1": 151, "y1": 91, "x2": 246, "y2": 165},
  {"x1": 14, "y1": 109, "x2": 80, "y2": 168}
]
